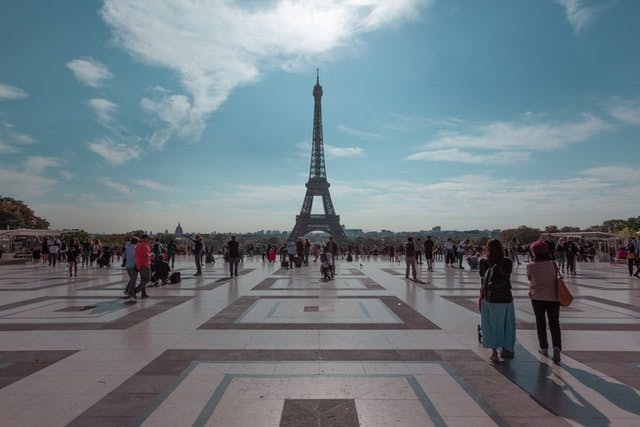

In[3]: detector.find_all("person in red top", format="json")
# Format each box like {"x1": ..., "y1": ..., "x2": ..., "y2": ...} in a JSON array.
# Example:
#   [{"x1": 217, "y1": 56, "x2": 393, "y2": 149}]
[{"x1": 135, "y1": 235, "x2": 152, "y2": 299}]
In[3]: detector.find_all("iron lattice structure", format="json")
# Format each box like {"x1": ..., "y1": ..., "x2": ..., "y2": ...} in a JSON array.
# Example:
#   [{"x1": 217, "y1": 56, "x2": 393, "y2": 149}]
[{"x1": 289, "y1": 71, "x2": 347, "y2": 243}]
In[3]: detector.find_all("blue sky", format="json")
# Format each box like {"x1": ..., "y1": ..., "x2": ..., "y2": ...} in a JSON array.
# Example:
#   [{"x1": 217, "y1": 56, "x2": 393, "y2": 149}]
[{"x1": 1, "y1": 0, "x2": 639, "y2": 234}]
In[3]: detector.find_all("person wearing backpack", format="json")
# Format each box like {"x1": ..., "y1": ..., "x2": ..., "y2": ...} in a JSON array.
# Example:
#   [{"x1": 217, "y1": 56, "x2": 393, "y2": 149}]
[
  {"x1": 479, "y1": 239, "x2": 515, "y2": 363},
  {"x1": 527, "y1": 240, "x2": 562, "y2": 363}
]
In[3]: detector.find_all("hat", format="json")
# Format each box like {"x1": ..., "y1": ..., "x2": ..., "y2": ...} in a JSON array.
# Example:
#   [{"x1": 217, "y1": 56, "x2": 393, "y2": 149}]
[{"x1": 530, "y1": 240, "x2": 548, "y2": 256}]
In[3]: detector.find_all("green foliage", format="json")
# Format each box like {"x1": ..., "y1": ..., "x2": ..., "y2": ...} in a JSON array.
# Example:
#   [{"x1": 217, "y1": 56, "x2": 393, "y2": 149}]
[
  {"x1": 0, "y1": 196, "x2": 50, "y2": 229},
  {"x1": 62, "y1": 230, "x2": 90, "y2": 244},
  {"x1": 499, "y1": 226, "x2": 541, "y2": 245}
]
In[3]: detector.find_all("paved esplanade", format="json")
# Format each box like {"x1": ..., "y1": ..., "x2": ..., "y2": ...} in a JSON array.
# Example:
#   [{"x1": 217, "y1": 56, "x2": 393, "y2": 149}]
[{"x1": 0, "y1": 257, "x2": 639, "y2": 426}]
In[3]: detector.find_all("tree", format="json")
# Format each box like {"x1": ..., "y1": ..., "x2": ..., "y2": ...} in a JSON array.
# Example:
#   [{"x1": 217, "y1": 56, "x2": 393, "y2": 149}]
[
  {"x1": 500, "y1": 226, "x2": 541, "y2": 245},
  {"x1": 544, "y1": 225, "x2": 559, "y2": 233},
  {"x1": 0, "y1": 196, "x2": 49, "y2": 229}
]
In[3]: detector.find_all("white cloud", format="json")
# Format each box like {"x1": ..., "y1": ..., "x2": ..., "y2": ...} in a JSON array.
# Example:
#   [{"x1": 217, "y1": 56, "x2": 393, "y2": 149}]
[
  {"x1": 10, "y1": 132, "x2": 35, "y2": 144},
  {"x1": 101, "y1": 0, "x2": 429, "y2": 146},
  {"x1": 407, "y1": 148, "x2": 530, "y2": 164},
  {"x1": 580, "y1": 166, "x2": 640, "y2": 182},
  {"x1": 88, "y1": 138, "x2": 140, "y2": 165},
  {"x1": 140, "y1": 93, "x2": 198, "y2": 148},
  {"x1": 101, "y1": 178, "x2": 133, "y2": 195},
  {"x1": 66, "y1": 57, "x2": 113, "y2": 87},
  {"x1": 555, "y1": 0, "x2": 600, "y2": 33},
  {"x1": 0, "y1": 140, "x2": 19, "y2": 153},
  {"x1": 337, "y1": 125, "x2": 381, "y2": 139},
  {"x1": 608, "y1": 99, "x2": 640, "y2": 127},
  {"x1": 0, "y1": 83, "x2": 28, "y2": 100},
  {"x1": 135, "y1": 179, "x2": 171, "y2": 192},
  {"x1": 324, "y1": 144, "x2": 364, "y2": 158},
  {"x1": 0, "y1": 168, "x2": 57, "y2": 198},
  {"x1": 422, "y1": 115, "x2": 608, "y2": 151},
  {"x1": 24, "y1": 156, "x2": 62, "y2": 174},
  {"x1": 59, "y1": 171, "x2": 73, "y2": 181},
  {"x1": 88, "y1": 98, "x2": 118, "y2": 125}
]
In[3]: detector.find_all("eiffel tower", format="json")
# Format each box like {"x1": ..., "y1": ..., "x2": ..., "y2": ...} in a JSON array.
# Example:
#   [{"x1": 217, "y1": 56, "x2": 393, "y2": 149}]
[{"x1": 289, "y1": 70, "x2": 347, "y2": 243}]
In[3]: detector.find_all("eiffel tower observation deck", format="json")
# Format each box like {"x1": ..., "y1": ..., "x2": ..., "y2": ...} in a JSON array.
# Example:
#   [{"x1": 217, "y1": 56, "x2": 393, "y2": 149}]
[{"x1": 289, "y1": 70, "x2": 347, "y2": 243}]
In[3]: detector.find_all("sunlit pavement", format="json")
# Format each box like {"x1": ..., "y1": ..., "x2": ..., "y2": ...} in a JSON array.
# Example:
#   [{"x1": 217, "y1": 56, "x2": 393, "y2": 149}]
[{"x1": 0, "y1": 256, "x2": 639, "y2": 426}]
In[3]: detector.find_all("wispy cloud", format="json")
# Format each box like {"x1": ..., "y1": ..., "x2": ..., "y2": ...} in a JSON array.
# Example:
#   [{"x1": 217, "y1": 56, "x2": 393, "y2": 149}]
[
  {"x1": 407, "y1": 148, "x2": 530, "y2": 164},
  {"x1": 135, "y1": 179, "x2": 171, "y2": 192},
  {"x1": 88, "y1": 98, "x2": 118, "y2": 125},
  {"x1": 580, "y1": 165, "x2": 640, "y2": 182},
  {"x1": 555, "y1": 0, "x2": 601, "y2": 34},
  {"x1": 101, "y1": 0, "x2": 429, "y2": 147},
  {"x1": 140, "y1": 92, "x2": 199, "y2": 149},
  {"x1": 337, "y1": 124, "x2": 381, "y2": 140},
  {"x1": 24, "y1": 156, "x2": 62, "y2": 174},
  {"x1": 101, "y1": 178, "x2": 133, "y2": 195},
  {"x1": 0, "y1": 168, "x2": 57, "y2": 198},
  {"x1": 88, "y1": 138, "x2": 140, "y2": 165},
  {"x1": 10, "y1": 132, "x2": 36, "y2": 144},
  {"x1": 59, "y1": 171, "x2": 73, "y2": 181},
  {"x1": 608, "y1": 99, "x2": 640, "y2": 127},
  {"x1": 325, "y1": 144, "x2": 364, "y2": 158},
  {"x1": 0, "y1": 83, "x2": 29, "y2": 100},
  {"x1": 66, "y1": 57, "x2": 113, "y2": 87},
  {"x1": 408, "y1": 114, "x2": 608, "y2": 163},
  {"x1": 0, "y1": 140, "x2": 19, "y2": 153}
]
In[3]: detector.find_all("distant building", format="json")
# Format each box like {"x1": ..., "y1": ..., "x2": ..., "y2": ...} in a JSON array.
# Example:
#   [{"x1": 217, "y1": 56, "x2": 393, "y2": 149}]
[{"x1": 175, "y1": 223, "x2": 184, "y2": 236}]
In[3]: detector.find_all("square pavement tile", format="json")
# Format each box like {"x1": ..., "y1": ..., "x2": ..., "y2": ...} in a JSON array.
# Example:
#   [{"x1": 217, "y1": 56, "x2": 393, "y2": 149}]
[
  {"x1": 0, "y1": 296, "x2": 192, "y2": 330},
  {"x1": 197, "y1": 296, "x2": 439, "y2": 330}
]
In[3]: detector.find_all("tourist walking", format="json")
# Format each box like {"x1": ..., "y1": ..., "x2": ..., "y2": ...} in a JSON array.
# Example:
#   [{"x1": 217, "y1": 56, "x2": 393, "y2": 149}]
[
  {"x1": 479, "y1": 239, "x2": 516, "y2": 362},
  {"x1": 228, "y1": 236, "x2": 240, "y2": 276},
  {"x1": 123, "y1": 237, "x2": 138, "y2": 300},
  {"x1": 632, "y1": 233, "x2": 640, "y2": 278},
  {"x1": 626, "y1": 242, "x2": 636, "y2": 276},
  {"x1": 424, "y1": 236, "x2": 434, "y2": 272},
  {"x1": 192, "y1": 235, "x2": 204, "y2": 276},
  {"x1": 48, "y1": 237, "x2": 60, "y2": 266},
  {"x1": 67, "y1": 239, "x2": 81, "y2": 277},
  {"x1": 565, "y1": 238, "x2": 578, "y2": 276},
  {"x1": 527, "y1": 240, "x2": 562, "y2": 363},
  {"x1": 134, "y1": 235, "x2": 151, "y2": 299},
  {"x1": 508, "y1": 237, "x2": 520, "y2": 265},
  {"x1": 286, "y1": 240, "x2": 297, "y2": 270},
  {"x1": 555, "y1": 238, "x2": 566, "y2": 272},
  {"x1": 405, "y1": 236, "x2": 417, "y2": 280},
  {"x1": 167, "y1": 240, "x2": 177, "y2": 269}
]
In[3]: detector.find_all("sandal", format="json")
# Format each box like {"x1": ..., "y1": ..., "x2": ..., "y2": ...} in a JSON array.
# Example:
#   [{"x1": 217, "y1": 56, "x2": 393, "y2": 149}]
[{"x1": 489, "y1": 353, "x2": 500, "y2": 363}]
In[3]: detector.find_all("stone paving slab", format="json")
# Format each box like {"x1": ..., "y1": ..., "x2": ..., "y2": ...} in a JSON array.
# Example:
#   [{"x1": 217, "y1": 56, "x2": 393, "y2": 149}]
[{"x1": 0, "y1": 256, "x2": 639, "y2": 426}]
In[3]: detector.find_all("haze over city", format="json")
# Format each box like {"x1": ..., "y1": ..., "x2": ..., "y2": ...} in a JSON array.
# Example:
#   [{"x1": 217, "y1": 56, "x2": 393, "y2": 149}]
[{"x1": 1, "y1": 0, "x2": 639, "y2": 233}]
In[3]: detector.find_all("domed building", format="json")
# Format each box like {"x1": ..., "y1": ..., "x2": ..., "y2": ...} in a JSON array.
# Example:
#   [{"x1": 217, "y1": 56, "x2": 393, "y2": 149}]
[{"x1": 175, "y1": 222, "x2": 183, "y2": 236}]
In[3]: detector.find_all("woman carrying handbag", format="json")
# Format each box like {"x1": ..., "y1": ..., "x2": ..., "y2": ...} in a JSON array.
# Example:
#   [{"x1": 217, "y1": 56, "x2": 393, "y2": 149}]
[{"x1": 527, "y1": 240, "x2": 563, "y2": 363}]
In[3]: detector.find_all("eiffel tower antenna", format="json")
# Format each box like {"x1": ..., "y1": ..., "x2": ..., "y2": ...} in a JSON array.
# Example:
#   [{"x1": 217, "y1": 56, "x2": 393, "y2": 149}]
[{"x1": 289, "y1": 71, "x2": 347, "y2": 243}]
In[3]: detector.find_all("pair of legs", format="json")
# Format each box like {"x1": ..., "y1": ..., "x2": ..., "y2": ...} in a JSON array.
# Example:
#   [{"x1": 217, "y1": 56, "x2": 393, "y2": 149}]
[
  {"x1": 531, "y1": 299, "x2": 561, "y2": 361},
  {"x1": 425, "y1": 254, "x2": 433, "y2": 271},
  {"x1": 125, "y1": 268, "x2": 138, "y2": 298},
  {"x1": 566, "y1": 257, "x2": 576, "y2": 275},
  {"x1": 405, "y1": 255, "x2": 417, "y2": 279},
  {"x1": 229, "y1": 257, "x2": 239, "y2": 276},
  {"x1": 194, "y1": 253, "x2": 202, "y2": 275},
  {"x1": 68, "y1": 260, "x2": 77, "y2": 277},
  {"x1": 628, "y1": 259, "x2": 636, "y2": 276},
  {"x1": 137, "y1": 267, "x2": 150, "y2": 298}
]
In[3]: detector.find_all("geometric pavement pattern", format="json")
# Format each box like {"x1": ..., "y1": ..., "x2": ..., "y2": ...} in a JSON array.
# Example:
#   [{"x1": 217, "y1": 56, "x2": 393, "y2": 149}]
[{"x1": 0, "y1": 256, "x2": 638, "y2": 426}]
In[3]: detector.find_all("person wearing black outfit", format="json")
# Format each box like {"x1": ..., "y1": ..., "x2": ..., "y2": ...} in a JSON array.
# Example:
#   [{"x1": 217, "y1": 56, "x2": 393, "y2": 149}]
[
  {"x1": 228, "y1": 236, "x2": 240, "y2": 277},
  {"x1": 424, "y1": 236, "x2": 434, "y2": 272},
  {"x1": 405, "y1": 237, "x2": 417, "y2": 279},
  {"x1": 192, "y1": 235, "x2": 203, "y2": 276}
]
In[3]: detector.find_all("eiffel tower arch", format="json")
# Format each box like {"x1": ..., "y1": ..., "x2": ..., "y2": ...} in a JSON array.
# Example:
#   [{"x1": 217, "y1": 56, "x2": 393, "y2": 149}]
[{"x1": 289, "y1": 70, "x2": 348, "y2": 244}]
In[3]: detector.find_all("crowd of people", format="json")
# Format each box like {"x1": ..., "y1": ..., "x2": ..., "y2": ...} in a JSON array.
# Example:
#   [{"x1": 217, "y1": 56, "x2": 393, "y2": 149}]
[{"x1": 16, "y1": 231, "x2": 640, "y2": 360}]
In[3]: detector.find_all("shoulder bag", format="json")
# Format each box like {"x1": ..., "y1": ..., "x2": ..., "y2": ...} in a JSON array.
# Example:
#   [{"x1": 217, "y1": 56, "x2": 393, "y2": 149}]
[{"x1": 554, "y1": 262, "x2": 573, "y2": 307}]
